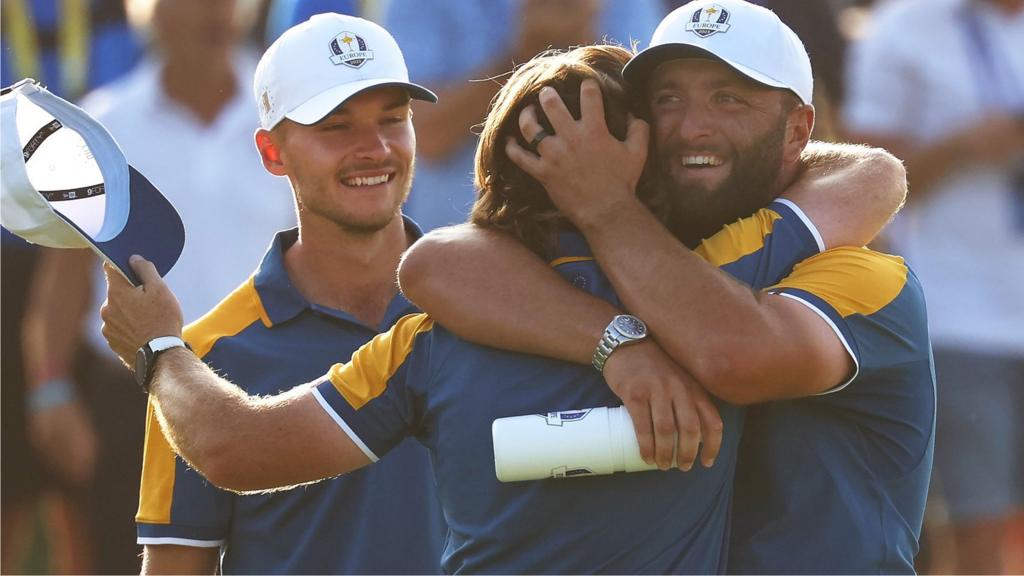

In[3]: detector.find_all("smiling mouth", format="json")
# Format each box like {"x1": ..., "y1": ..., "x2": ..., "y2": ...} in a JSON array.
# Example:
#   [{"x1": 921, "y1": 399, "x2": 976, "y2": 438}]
[
  {"x1": 681, "y1": 155, "x2": 725, "y2": 168},
  {"x1": 342, "y1": 173, "x2": 393, "y2": 187}
]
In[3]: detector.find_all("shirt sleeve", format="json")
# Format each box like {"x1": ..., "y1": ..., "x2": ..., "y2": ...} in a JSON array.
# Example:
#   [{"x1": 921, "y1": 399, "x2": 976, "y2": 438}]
[
  {"x1": 764, "y1": 247, "x2": 930, "y2": 393},
  {"x1": 695, "y1": 198, "x2": 825, "y2": 289},
  {"x1": 136, "y1": 398, "x2": 232, "y2": 547},
  {"x1": 311, "y1": 313, "x2": 435, "y2": 461}
]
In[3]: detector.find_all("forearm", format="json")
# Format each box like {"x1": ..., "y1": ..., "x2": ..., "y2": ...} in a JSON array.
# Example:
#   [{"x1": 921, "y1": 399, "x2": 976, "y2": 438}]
[
  {"x1": 22, "y1": 248, "x2": 95, "y2": 384},
  {"x1": 142, "y1": 545, "x2": 219, "y2": 575},
  {"x1": 399, "y1": 224, "x2": 617, "y2": 364},
  {"x1": 577, "y1": 199, "x2": 789, "y2": 398},
  {"x1": 148, "y1": 349, "x2": 357, "y2": 492}
]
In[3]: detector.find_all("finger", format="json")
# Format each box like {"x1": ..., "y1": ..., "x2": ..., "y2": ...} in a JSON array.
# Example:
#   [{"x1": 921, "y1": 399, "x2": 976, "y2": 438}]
[
  {"x1": 578, "y1": 79, "x2": 606, "y2": 128},
  {"x1": 695, "y1": 395, "x2": 723, "y2": 468},
  {"x1": 518, "y1": 105, "x2": 547, "y2": 147},
  {"x1": 103, "y1": 262, "x2": 131, "y2": 291},
  {"x1": 650, "y1": 394, "x2": 676, "y2": 470},
  {"x1": 673, "y1": 397, "x2": 701, "y2": 472},
  {"x1": 505, "y1": 137, "x2": 544, "y2": 177},
  {"x1": 624, "y1": 114, "x2": 650, "y2": 156},
  {"x1": 129, "y1": 255, "x2": 161, "y2": 286},
  {"x1": 624, "y1": 400, "x2": 655, "y2": 465},
  {"x1": 537, "y1": 86, "x2": 576, "y2": 135}
]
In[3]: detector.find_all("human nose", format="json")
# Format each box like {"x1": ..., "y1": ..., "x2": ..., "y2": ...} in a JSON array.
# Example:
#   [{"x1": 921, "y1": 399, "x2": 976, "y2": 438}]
[
  {"x1": 351, "y1": 126, "x2": 390, "y2": 161},
  {"x1": 674, "y1": 103, "x2": 714, "y2": 143}
]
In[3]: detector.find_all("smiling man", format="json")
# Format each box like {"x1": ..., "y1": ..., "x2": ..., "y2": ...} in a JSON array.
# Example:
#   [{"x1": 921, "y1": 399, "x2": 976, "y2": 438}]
[
  {"x1": 398, "y1": 0, "x2": 935, "y2": 572},
  {"x1": 130, "y1": 13, "x2": 445, "y2": 575}
]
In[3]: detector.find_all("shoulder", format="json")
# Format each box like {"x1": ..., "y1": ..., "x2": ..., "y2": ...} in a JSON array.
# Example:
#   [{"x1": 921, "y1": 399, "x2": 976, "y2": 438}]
[
  {"x1": 773, "y1": 247, "x2": 917, "y2": 316},
  {"x1": 184, "y1": 276, "x2": 268, "y2": 359}
]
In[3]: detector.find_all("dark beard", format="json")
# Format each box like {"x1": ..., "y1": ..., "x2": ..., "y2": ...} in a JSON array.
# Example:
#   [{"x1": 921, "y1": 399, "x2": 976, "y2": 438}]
[{"x1": 657, "y1": 119, "x2": 787, "y2": 248}]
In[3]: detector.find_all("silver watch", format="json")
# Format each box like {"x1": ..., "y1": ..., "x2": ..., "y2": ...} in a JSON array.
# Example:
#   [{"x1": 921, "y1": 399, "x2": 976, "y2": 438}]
[{"x1": 592, "y1": 315, "x2": 648, "y2": 372}]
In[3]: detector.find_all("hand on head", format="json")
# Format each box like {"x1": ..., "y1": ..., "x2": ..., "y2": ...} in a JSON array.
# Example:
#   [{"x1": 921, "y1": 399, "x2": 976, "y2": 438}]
[
  {"x1": 505, "y1": 78, "x2": 650, "y2": 228},
  {"x1": 101, "y1": 255, "x2": 184, "y2": 367}
]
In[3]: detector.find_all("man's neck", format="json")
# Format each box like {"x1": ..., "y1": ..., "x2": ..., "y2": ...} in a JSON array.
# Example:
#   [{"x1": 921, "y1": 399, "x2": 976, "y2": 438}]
[
  {"x1": 283, "y1": 214, "x2": 411, "y2": 328},
  {"x1": 161, "y1": 54, "x2": 237, "y2": 126}
]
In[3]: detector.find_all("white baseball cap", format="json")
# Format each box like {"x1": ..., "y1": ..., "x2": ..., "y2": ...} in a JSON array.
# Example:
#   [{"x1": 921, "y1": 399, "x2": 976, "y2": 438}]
[
  {"x1": 623, "y1": 0, "x2": 813, "y2": 105},
  {"x1": 0, "y1": 79, "x2": 184, "y2": 285},
  {"x1": 254, "y1": 12, "x2": 437, "y2": 130}
]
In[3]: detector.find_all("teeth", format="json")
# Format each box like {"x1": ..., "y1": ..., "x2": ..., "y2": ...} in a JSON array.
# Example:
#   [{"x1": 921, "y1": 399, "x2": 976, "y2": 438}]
[
  {"x1": 343, "y1": 174, "x2": 390, "y2": 186},
  {"x1": 682, "y1": 155, "x2": 723, "y2": 167}
]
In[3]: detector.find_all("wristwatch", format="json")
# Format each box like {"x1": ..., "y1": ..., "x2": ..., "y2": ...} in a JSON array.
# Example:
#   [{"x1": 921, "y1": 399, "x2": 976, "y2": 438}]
[
  {"x1": 592, "y1": 315, "x2": 648, "y2": 373},
  {"x1": 135, "y1": 336, "x2": 190, "y2": 392}
]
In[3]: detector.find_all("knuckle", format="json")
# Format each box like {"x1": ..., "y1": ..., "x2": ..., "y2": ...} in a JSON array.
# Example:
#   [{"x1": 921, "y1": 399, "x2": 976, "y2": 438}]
[
  {"x1": 679, "y1": 421, "x2": 701, "y2": 438},
  {"x1": 654, "y1": 420, "x2": 675, "y2": 437}
]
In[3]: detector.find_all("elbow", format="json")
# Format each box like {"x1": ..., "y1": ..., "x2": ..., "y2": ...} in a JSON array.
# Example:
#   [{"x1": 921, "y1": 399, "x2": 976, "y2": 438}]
[
  {"x1": 688, "y1": 350, "x2": 770, "y2": 406},
  {"x1": 397, "y1": 235, "x2": 440, "y2": 305},
  {"x1": 181, "y1": 434, "x2": 261, "y2": 492},
  {"x1": 867, "y1": 147, "x2": 909, "y2": 217}
]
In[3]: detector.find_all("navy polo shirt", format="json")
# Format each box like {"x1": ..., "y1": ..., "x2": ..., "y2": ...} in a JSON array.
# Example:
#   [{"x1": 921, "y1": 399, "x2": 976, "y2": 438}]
[{"x1": 136, "y1": 221, "x2": 446, "y2": 574}]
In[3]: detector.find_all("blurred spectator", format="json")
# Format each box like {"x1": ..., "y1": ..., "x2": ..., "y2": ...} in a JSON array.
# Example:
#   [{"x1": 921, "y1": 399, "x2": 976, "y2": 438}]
[
  {"x1": 844, "y1": 0, "x2": 1024, "y2": 573},
  {"x1": 1, "y1": 0, "x2": 141, "y2": 573},
  {"x1": 263, "y1": 0, "x2": 358, "y2": 44},
  {"x1": 384, "y1": 0, "x2": 663, "y2": 232},
  {"x1": 17, "y1": 0, "x2": 295, "y2": 572}
]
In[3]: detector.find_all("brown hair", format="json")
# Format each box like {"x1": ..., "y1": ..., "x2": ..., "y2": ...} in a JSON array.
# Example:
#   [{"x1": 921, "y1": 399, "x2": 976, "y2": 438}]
[{"x1": 471, "y1": 45, "x2": 669, "y2": 257}]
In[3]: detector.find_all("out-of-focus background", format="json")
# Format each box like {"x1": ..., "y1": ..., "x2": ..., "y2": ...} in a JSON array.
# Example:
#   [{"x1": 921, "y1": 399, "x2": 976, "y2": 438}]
[{"x1": 1, "y1": 0, "x2": 1021, "y2": 573}]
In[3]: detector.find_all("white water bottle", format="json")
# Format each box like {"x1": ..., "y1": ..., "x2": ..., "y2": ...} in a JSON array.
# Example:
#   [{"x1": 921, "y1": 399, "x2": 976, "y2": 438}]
[{"x1": 492, "y1": 406, "x2": 670, "y2": 482}]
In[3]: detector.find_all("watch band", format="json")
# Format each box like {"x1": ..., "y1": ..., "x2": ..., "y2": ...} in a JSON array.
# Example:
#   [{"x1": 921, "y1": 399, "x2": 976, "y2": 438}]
[
  {"x1": 136, "y1": 336, "x2": 190, "y2": 393},
  {"x1": 592, "y1": 315, "x2": 647, "y2": 373}
]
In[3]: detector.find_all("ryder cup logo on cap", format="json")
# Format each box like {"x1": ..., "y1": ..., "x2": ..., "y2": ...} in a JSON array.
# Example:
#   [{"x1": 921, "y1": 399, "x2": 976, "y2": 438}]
[
  {"x1": 623, "y1": 0, "x2": 813, "y2": 105},
  {"x1": 254, "y1": 12, "x2": 437, "y2": 130},
  {"x1": 0, "y1": 79, "x2": 184, "y2": 286},
  {"x1": 329, "y1": 31, "x2": 373, "y2": 68},
  {"x1": 686, "y1": 4, "x2": 731, "y2": 38}
]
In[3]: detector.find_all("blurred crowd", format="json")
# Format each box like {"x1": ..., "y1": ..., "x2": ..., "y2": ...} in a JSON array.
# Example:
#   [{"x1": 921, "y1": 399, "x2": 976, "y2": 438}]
[{"x1": 1, "y1": 0, "x2": 1020, "y2": 573}]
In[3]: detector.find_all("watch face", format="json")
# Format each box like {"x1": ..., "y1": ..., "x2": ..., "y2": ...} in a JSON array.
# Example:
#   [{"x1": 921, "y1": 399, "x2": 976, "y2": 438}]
[
  {"x1": 614, "y1": 315, "x2": 647, "y2": 339},
  {"x1": 134, "y1": 348, "x2": 148, "y2": 386}
]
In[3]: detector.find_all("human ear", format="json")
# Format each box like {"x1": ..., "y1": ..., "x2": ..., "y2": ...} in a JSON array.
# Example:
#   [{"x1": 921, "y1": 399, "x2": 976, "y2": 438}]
[
  {"x1": 255, "y1": 129, "x2": 286, "y2": 176},
  {"x1": 783, "y1": 104, "x2": 815, "y2": 163}
]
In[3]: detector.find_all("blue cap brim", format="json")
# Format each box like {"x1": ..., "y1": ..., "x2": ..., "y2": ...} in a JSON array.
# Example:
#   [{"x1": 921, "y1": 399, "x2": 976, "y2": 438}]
[{"x1": 61, "y1": 166, "x2": 185, "y2": 286}]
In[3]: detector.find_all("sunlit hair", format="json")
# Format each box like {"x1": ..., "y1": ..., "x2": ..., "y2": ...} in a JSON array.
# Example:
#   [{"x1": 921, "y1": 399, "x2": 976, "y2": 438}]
[{"x1": 471, "y1": 45, "x2": 669, "y2": 257}]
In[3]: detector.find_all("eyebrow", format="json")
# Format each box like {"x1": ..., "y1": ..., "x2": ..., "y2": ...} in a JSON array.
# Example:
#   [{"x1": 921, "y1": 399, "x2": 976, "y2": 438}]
[{"x1": 650, "y1": 74, "x2": 761, "y2": 94}]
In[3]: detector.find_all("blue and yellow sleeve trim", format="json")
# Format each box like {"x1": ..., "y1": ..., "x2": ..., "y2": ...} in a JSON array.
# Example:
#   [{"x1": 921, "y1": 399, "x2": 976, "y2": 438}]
[
  {"x1": 767, "y1": 247, "x2": 910, "y2": 393},
  {"x1": 312, "y1": 313, "x2": 435, "y2": 462}
]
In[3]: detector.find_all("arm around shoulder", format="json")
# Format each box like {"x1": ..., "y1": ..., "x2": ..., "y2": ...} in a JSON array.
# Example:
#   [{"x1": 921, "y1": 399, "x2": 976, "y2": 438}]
[
  {"x1": 785, "y1": 141, "x2": 907, "y2": 249},
  {"x1": 399, "y1": 223, "x2": 618, "y2": 364}
]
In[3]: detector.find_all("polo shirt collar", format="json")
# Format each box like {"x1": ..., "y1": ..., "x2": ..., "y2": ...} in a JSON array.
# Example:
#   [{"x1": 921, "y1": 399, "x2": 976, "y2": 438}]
[{"x1": 253, "y1": 215, "x2": 423, "y2": 328}]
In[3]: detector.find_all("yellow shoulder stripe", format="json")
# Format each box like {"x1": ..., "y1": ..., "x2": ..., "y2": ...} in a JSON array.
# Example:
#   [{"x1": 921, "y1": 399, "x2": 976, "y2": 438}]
[
  {"x1": 694, "y1": 207, "x2": 782, "y2": 268},
  {"x1": 136, "y1": 278, "x2": 267, "y2": 524},
  {"x1": 769, "y1": 247, "x2": 908, "y2": 318},
  {"x1": 136, "y1": 399, "x2": 176, "y2": 524},
  {"x1": 327, "y1": 313, "x2": 434, "y2": 409},
  {"x1": 184, "y1": 276, "x2": 268, "y2": 359}
]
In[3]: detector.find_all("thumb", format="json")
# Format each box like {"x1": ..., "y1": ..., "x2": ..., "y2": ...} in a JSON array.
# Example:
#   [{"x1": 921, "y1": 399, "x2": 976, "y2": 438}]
[{"x1": 129, "y1": 255, "x2": 161, "y2": 287}]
